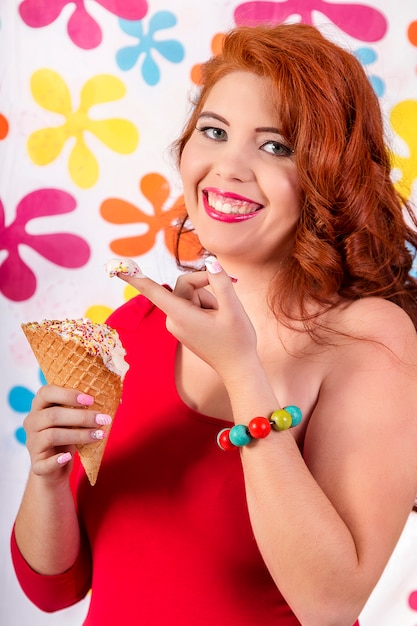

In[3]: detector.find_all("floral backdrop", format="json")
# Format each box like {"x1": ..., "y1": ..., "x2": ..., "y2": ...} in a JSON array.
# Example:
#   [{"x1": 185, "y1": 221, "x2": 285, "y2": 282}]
[{"x1": 0, "y1": 1, "x2": 416, "y2": 624}]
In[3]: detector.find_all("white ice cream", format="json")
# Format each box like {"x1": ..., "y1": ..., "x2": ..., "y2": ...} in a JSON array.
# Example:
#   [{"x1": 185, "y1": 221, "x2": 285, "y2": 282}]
[
  {"x1": 24, "y1": 318, "x2": 129, "y2": 380},
  {"x1": 105, "y1": 258, "x2": 142, "y2": 278}
]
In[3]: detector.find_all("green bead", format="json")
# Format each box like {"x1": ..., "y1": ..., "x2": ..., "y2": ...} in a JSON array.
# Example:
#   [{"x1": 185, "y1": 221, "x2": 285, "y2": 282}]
[
  {"x1": 283, "y1": 405, "x2": 302, "y2": 427},
  {"x1": 270, "y1": 409, "x2": 292, "y2": 431}
]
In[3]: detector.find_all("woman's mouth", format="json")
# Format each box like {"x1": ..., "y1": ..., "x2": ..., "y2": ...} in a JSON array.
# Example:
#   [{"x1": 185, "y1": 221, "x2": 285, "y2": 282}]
[{"x1": 202, "y1": 188, "x2": 263, "y2": 223}]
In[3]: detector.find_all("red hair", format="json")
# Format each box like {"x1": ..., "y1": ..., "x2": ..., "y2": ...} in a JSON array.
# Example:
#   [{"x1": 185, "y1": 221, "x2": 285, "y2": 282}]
[{"x1": 174, "y1": 24, "x2": 417, "y2": 331}]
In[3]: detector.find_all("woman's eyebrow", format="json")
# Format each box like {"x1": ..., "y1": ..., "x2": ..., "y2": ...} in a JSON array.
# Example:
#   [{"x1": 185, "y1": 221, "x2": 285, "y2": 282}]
[
  {"x1": 255, "y1": 126, "x2": 283, "y2": 134},
  {"x1": 198, "y1": 113, "x2": 283, "y2": 136},
  {"x1": 198, "y1": 112, "x2": 229, "y2": 125}
]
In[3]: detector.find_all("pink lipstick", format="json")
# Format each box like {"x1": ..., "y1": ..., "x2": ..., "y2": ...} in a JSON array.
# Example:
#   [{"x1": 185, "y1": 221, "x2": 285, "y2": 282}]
[{"x1": 202, "y1": 188, "x2": 263, "y2": 223}]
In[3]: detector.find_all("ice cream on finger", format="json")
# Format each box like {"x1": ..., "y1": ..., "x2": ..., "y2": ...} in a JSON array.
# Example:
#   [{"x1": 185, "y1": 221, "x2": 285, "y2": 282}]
[
  {"x1": 105, "y1": 258, "x2": 143, "y2": 278},
  {"x1": 21, "y1": 318, "x2": 129, "y2": 486}
]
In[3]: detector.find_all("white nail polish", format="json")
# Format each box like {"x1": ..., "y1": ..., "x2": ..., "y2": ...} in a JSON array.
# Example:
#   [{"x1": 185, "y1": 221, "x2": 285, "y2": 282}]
[
  {"x1": 91, "y1": 430, "x2": 106, "y2": 440},
  {"x1": 205, "y1": 255, "x2": 222, "y2": 274}
]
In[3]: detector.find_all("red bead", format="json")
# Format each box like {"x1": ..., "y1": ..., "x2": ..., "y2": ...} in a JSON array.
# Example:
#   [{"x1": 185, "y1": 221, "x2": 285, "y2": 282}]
[
  {"x1": 248, "y1": 416, "x2": 272, "y2": 439},
  {"x1": 217, "y1": 428, "x2": 236, "y2": 451}
]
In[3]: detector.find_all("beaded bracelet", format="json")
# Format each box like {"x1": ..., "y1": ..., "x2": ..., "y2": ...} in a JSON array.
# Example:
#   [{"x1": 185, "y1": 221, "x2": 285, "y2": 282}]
[{"x1": 217, "y1": 406, "x2": 302, "y2": 451}]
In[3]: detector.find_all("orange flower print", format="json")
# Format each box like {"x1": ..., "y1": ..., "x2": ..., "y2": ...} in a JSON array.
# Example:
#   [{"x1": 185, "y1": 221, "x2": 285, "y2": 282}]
[
  {"x1": 100, "y1": 172, "x2": 202, "y2": 262},
  {"x1": 0, "y1": 114, "x2": 9, "y2": 139},
  {"x1": 190, "y1": 33, "x2": 224, "y2": 85}
]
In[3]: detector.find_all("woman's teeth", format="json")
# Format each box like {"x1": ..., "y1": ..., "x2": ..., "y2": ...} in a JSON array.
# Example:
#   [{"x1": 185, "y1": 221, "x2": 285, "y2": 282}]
[{"x1": 207, "y1": 191, "x2": 260, "y2": 215}]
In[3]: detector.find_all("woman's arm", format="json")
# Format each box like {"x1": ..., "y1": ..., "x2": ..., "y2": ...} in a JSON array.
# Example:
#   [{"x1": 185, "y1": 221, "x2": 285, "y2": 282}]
[
  {"x1": 14, "y1": 470, "x2": 82, "y2": 575},
  {"x1": 119, "y1": 266, "x2": 417, "y2": 626},
  {"x1": 225, "y1": 313, "x2": 417, "y2": 625},
  {"x1": 14, "y1": 385, "x2": 101, "y2": 575}
]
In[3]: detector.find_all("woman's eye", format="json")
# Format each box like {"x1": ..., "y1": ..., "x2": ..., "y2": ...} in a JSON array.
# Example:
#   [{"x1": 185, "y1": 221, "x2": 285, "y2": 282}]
[
  {"x1": 197, "y1": 126, "x2": 227, "y2": 141},
  {"x1": 261, "y1": 141, "x2": 293, "y2": 157}
]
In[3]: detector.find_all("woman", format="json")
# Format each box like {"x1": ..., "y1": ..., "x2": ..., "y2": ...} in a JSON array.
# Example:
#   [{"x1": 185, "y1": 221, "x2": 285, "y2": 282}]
[{"x1": 11, "y1": 24, "x2": 417, "y2": 626}]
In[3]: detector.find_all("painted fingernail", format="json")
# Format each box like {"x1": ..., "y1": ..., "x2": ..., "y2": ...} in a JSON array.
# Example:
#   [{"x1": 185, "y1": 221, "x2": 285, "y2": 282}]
[
  {"x1": 205, "y1": 255, "x2": 222, "y2": 274},
  {"x1": 91, "y1": 429, "x2": 107, "y2": 440},
  {"x1": 95, "y1": 414, "x2": 112, "y2": 426},
  {"x1": 77, "y1": 393, "x2": 94, "y2": 406},
  {"x1": 228, "y1": 275, "x2": 238, "y2": 283},
  {"x1": 57, "y1": 452, "x2": 72, "y2": 465}
]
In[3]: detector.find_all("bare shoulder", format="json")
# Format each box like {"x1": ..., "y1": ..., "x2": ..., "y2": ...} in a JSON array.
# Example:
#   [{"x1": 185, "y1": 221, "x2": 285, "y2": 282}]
[
  {"x1": 305, "y1": 298, "x2": 417, "y2": 569},
  {"x1": 329, "y1": 297, "x2": 417, "y2": 360}
]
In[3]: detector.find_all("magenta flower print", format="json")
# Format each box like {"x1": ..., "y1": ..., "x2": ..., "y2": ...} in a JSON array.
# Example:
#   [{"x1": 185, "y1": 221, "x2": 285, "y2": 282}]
[
  {"x1": 0, "y1": 189, "x2": 91, "y2": 302},
  {"x1": 234, "y1": 1, "x2": 387, "y2": 42},
  {"x1": 19, "y1": 0, "x2": 149, "y2": 50}
]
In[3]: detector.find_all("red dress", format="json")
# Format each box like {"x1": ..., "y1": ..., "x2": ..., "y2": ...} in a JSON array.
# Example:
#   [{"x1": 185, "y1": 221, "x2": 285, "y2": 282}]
[{"x1": 11, "y1": 294, "x2": 359, "y2": 625}]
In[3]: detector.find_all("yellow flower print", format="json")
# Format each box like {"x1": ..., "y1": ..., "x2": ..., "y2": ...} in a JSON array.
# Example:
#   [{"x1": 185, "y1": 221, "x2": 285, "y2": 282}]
[
  {"x1": 85, "y1": 305, "x2": 114, "y2": 324},
  {"x1": 85, "y1": 285, "x2": 138, "y2": 324},
  {"x1": 28, "y1": 70, "x2": 139, "y2": 188},
  {"x1": 390, "y1": 100, "x2": 417, "y2": 200}
]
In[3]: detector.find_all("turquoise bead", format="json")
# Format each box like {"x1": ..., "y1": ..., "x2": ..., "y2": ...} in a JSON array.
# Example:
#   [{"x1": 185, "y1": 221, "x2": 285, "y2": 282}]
[
  {"x1": 229, "y1": 424, "x2": 252, "y2": 447},
  {"x1": 284, "y1": 405, "x2": 302, "y2": 427}
]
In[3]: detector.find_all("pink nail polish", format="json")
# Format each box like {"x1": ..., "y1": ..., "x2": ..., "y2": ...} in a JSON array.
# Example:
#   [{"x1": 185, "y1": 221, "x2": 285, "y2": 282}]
[
  {"x1": 57, "y1": 452, "x2": 72, "y2": 465},
  {"x1": 77, "y1": 393, "x2": 94, "y2": 406},
  {"x1": 91, "y1": 429, "x2": 107, "y2": 440},
  {"x1": 228, "y1": 274, "x2": 238, "y2": 283},
  {"x1": 95, "y1": 414, "x2": 112, "y2": 426}
]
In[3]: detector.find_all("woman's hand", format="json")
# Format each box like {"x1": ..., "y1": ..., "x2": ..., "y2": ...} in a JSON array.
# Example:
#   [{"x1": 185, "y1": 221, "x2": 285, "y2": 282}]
[
  {"x1": 24, "y1": 385, "x2": 108, "y2": 482},
  {"x1": 114, "y1": 257, "x2": 258, "y2": 378}
]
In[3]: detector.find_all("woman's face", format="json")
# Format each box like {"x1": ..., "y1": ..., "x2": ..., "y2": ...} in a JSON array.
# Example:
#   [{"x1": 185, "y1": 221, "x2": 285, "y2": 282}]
[{"x1": 179, "y1": 71, "x2": 301, "y2": 268}]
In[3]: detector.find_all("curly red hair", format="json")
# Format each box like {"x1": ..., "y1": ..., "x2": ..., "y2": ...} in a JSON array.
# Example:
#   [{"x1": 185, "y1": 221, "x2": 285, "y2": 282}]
[{"x1": 173, "y1": 24, "x2": 417, "y2": 330}]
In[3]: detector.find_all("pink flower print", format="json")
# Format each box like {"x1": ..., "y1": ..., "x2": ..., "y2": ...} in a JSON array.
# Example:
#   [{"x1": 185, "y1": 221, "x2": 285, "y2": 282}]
[
  {"x1": 28, "y1": 70, "x2": 139, "y2": 189},
  {"x1": 234, "y1": 1, "x2": 387, "y2": 42},
  {"x1": 0, "y1": 188, "x2": 90, "y2": 302},
  {"x1": 19, "y1": 0, "x2": 148, "y2": 50},
  {"x1": 409, "y1": 589, "x2": 417, "y2": 613}
]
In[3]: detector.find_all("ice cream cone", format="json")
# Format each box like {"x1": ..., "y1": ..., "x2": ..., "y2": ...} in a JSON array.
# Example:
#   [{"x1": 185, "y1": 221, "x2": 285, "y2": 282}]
[{"x1": 22, "y1": 323, "x2": 124, "y2": 486}]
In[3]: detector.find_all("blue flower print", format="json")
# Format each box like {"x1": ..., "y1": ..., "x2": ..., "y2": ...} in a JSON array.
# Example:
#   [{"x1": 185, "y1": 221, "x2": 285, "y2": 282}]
[
  {"x1": 116, "y1": 11, "x2": 185, "y2": 86},
  {"x1": 406, "y1": 242, "x2": 417, "y2": 280},
  {"x1": 8, "y1": 370, "x2": 46, "y2": 445},
  {"x1": 354, "y1": 47, "x2": 385, "y2": 98}
]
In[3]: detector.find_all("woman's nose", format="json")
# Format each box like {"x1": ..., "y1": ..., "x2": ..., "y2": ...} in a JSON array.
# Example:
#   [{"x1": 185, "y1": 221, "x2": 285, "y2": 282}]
[{"x1": 214, "y1": 144, "x2": 254, "y2": 182}]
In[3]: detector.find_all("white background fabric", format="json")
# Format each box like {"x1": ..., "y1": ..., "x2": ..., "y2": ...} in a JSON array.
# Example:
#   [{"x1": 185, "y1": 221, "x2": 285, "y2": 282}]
[{"x1": 1, "y1": 1, "x2": 416, "y2": 623}]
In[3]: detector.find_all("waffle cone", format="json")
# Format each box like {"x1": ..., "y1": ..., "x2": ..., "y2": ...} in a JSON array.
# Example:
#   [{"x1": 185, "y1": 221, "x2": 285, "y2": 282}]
[{"x1": 22, "y1": 324, "x2": 123, "y2": 486}]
